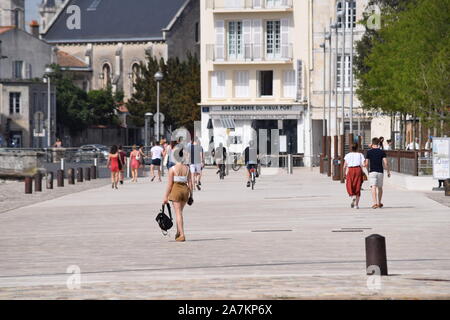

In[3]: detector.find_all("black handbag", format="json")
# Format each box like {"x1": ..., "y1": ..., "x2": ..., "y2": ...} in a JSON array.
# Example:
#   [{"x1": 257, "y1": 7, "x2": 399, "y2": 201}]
[{"x1": 155, "y1": 203, "x2": 173, "y2": 235}]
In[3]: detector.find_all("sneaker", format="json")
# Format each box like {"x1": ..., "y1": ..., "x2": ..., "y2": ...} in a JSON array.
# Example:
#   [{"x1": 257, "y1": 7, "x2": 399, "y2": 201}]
[
  {"x1": 351, "y1": 198, "x2": 356, "y2": 208},
  {"x1": 246, "y1": 181, "x2": 250, "y2": 188},
  {"x1": 196, "y1": 184, "x2": 201, "y2": 191},
  {"x1": 198, "y1": 181, "x2": 202, "y2": 186}
]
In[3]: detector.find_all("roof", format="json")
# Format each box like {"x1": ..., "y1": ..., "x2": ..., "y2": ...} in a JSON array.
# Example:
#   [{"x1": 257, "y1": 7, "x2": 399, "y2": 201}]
[
  {"x1": 0, "y1": 26, "x2": 15, "y2": 35},
  {"x1": 57, "y1": 50, "x2": 88, "y2": 68},
  {"x1": 43, "y1": 0, "x2": 189, "y2": 43}
]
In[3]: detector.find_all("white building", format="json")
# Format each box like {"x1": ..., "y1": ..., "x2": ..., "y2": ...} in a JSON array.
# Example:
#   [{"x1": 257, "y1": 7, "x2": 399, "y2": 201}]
[{"x1": 200, "y1": 0, "x2": 387, "y2": 167}]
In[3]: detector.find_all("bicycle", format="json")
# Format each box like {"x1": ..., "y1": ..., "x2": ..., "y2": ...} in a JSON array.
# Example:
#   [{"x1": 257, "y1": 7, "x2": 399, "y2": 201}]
[
  {"x1": 249, "y1": 166, "x2": 257, "y2": 190},
  {"x1": 231, "y1": 153, "x2": 243, "y2": 171}
]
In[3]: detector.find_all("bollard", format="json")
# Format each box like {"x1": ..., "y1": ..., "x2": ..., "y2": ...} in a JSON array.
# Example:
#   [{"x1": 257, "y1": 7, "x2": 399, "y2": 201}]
[
  {"x1": 91, "y1": 165, "x2": 97, "y2": 180},
  {"x1": 366, "y1": 234, "x2": 388, "y2": 276},
  {"x1": 445, "y1": 179, "x2": 450, "y2": 197},
  {"x1": 68, "y1": 168, "x2": 75, "y2": 185},
  {"x1": 34, "y1": 173, "x2": 42, "y2": 192},
  {"x1": 287, "y1": 154, "x2": 293, "y2": 174},
  {"x1": 25, "y1": 177, "x2": 33, "y2": 194},
  {"x1": 57, "y1": 170, "x2": 64, "y2": 187},
  {"x1": 77, "y1": 168, "x2": 84, "y2": 183},
  {"x1": 47, "y1": 172, "x2": 54, "y2": 189},
  {"x1": 85, "y1": 167, "x2": 91, "y2": 181},
  {"x1": 126, "y1": 157, "x2": 130, "y2": 178}
]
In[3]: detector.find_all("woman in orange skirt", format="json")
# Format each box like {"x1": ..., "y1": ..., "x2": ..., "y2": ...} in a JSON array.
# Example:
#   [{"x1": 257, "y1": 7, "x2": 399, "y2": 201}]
[{"x1": 343, "y1": 143, "x2": 366, "y2": 209}]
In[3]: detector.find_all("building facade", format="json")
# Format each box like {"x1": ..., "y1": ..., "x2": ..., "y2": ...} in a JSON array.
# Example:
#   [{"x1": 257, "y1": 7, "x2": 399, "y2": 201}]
[
  {"x1": 42, "y1": 0, "x2": 200, "y2": 101},
  {"x1": 0, "y1": 25, "x2": 56, "y2": 148},
  {"x1": 200, "y1": 0, "x2": 389, "y2": 166},
  {"x1": 0, "y1": 0, "x2": 25, "y2": 30}
]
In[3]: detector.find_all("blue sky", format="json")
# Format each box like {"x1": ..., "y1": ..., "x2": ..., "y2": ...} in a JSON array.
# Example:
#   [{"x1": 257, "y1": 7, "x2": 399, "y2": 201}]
[{"x1": 25, "y1": 0, "x2": 41, "y2": 26}]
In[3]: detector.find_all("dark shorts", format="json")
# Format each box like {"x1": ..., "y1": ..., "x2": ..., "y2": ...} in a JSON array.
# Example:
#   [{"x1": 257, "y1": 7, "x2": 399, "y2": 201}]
[
  {"x1": 152, "y1": 158, "x2": 162, "y2": 166},
  {"x1": 246, "y1": 163, "x2": 257, "y2": 171}
]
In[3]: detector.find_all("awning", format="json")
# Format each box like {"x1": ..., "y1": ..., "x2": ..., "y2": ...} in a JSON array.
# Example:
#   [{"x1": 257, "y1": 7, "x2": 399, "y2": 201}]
[{"x1": 220, "y1": 118, "x2": 236, "y2": 129}]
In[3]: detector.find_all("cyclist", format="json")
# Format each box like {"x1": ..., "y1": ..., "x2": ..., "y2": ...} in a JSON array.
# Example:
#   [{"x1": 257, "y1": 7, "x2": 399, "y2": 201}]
[
  {"x1": 243, "y1": 140, "x2": 258, "y2": 188},
  {"x1": 188, "y1": 137, "x2": 204, "y2": 191},
  {"x1": 214, "y1": 143, "x2": 227, "y2": 177}
]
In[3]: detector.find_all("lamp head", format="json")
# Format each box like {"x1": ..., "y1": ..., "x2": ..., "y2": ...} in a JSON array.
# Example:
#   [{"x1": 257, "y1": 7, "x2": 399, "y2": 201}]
[{"x1": 154, "y1": 71, "x2": 164, "y2": 82}]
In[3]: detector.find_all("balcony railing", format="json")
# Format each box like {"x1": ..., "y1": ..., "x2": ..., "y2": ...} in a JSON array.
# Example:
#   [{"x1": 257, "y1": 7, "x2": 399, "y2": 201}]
[
  {"x1": 206, "y1": 43, "x2": 293, "y2": 63},
  {"x1": 206, "y1": 0, "x2": 293, "y2": 10}
]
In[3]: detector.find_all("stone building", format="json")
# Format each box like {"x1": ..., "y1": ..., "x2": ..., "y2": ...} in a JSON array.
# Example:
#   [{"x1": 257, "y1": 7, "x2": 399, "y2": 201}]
[
  {"x1": 0, "y1": 0, "x2": 25, "y2": 30},
  {"x1": 0, "y1": 24, "x2": 56, "y2": 148},
  {"x1": 39, "y1": 0, "x2": 67, "y2": 34},
  {"x1": 41, "y1": 0, "x2": 200, "y2": 101}
]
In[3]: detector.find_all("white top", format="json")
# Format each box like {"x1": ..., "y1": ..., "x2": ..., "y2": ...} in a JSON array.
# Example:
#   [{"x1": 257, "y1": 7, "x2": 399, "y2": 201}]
[
  {"x1": 150, "y1": 146, "x2": 164, "y2": 160},
  {"x1": 344, "y1": 152, "x2": 365, "y2": 167}
]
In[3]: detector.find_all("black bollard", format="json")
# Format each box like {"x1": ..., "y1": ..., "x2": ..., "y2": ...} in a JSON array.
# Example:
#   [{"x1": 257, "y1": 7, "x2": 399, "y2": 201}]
[
  {"x1": 91, "y1": 165, "x2": 97, "y2": 180},
  {"x1": 57, "y1": 170, "x2": 64, "y2": 187},
  {"x1": 34, "y1": 173, "x2": 42, "y2": 192},
  {"x1": 77, "y1": 168, "x2": 84, "y2": 183},
  {"x1": 47, "y1": 172, "x2": 54, "y2": 189},
  {"x1": 25, "y1": 177, "x2": 33, "y2": 194},
  {"x1": 366, "y1": 234, "x2": 388, "y2": 276},
  {"x1": 85, "y1": 167, "x2": 91, "y2": 181},
  {"x1": 68, "y1": 168, "x2": 75, "y2": 185}
]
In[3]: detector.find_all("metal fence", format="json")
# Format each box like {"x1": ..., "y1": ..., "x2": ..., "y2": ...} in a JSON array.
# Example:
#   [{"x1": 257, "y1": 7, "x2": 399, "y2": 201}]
[{"x1": 385, "y1": 150, "x2": 432, "y2": 176}]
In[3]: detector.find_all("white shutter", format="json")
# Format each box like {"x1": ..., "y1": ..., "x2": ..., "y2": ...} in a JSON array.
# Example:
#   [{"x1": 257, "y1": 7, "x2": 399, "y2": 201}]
[
  {"x1": 252, "y1": 19, "x2": 262, "y2": 61},
  {"x1": 215, "y1": 20, "x2": 225, "y2": 61},
  {"x1": 21, "y1": 62, "x2": 27, "y2": 79},
  {"x1": 281, "y1": 18, "x2": 290, "y2": 59},
  {"x1": 25, "y1": 63, "x2": 32, "y2": 79},
  {"x1": 243, "y1": 20, "x2": 252, "y2": 60},
  {"x1": 235, "y1": 71, "x2": 249, "y2": 98},
  {"x1": 253, "y1": 0, "x2": 262, "y2": 8},
  {"x1": 283, "y1": 70, "x2": 296, "y2": 98},
  {"x1": 212, "y1": 71, "x2": 226, "y2": 98}
]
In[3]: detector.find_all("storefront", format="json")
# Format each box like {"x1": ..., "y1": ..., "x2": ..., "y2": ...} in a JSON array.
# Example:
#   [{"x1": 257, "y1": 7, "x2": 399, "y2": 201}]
[{"x1": 201, "y1": 104, "x2": 305, "y2": 158}]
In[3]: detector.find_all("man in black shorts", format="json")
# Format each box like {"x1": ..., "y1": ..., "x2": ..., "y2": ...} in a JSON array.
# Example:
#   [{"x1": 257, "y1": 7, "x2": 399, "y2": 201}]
[{"x1": 243, "y1": 140, "x2": 258, "y2": 187}]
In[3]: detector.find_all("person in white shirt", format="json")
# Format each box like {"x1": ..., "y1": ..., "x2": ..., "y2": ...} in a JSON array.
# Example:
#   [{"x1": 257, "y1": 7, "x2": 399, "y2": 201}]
[
  {"x1": 150, "y1": 141, "x2": 164, "y2": 182},
  {"x1": 406, "y1": 138, "x2": 420, "y2": 150},
  {"x1": 343, "y1": 143, "x2": 366, "y2": 209}
]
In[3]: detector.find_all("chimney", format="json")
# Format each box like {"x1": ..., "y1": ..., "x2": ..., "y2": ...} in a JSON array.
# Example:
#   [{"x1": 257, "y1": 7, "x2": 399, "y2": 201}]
[{"x1": 29, "y1": 20, "x2": 40, "y2": 38}]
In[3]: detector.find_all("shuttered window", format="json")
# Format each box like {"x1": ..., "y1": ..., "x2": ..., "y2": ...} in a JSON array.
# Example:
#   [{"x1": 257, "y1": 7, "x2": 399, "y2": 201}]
[
  {"x1": 211, "y1": 71, "x2": 226, "y2": 98},
  {"x1": 283, "y1": 70, "x2": 296, "y2": 98},
  {"x1": 235, "y1": 71, "x2": 249, "y2": 98}
]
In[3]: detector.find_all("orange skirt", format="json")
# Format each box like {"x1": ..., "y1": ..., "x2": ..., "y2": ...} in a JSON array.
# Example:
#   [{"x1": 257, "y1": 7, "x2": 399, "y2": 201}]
[
  {"x1": 346, "y1": 167, "x2": 363, "y2": 197},
  {"x1": 169, "y1": 182, "x2": 190, "y2": 203}
]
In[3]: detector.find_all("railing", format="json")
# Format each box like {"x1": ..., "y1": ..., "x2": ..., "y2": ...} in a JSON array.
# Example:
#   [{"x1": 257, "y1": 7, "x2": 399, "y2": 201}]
[
  {"x1": 206, "y1": 43, "x2": 293, "y2": 62},
  {"x1": 385, "y1": 150, "x2": 433, "y2": 176},
  {"x1": 206, "y1": 0, "x2": 293, "y2": 10}
]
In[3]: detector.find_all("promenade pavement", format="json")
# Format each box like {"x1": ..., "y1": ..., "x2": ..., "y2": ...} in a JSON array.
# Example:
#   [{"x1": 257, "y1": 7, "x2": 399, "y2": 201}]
[{"x1": 0, "y1": 167, "x2": 449, "y2": 299}]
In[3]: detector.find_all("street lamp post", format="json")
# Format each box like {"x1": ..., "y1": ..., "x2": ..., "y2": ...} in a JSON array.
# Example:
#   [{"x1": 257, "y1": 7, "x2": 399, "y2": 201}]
[
  {"x1": 154, "y1": 71, "x2": 164, "y2": 141},
  {"x1": 145, "y1": 112, "x2": 153, "y2": 151},
  {"x1": 325, "y1": 29, "x2": 332, "y2": 137},
  {"x1": 341, "y1": 2, "x2": 347, "y2": 137},
  {"x1": 348, "y1": 0, "x2": 355, "y2": 135},
  {"x1": 320, "y1": 41, "x2": 326, "y2": 138},
  {"x1": 44, "y1": 67, "x2": 53, "y2": 148}
]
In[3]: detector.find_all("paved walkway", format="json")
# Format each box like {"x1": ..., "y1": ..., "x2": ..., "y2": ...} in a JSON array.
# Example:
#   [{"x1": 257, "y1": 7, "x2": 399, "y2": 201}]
[{"x1": 0, "y1": 168, "x2": 449, "y2": 299}]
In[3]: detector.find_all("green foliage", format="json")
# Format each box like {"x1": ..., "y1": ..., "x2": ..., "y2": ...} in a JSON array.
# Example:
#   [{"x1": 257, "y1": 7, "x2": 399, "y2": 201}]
[
  {"x1": 354, "y1": 0, "x2": 449, "y2": 129},
  {"x1": 50, "y1": 65, "x2": 120, "y2": 133},
  {"x1": 126, "y1": 53, "x2": 201, "y2": 132}
]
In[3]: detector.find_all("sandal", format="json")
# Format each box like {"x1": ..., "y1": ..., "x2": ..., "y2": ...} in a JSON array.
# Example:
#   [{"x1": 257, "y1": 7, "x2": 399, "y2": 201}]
[
  {"x1": 351, "y1": 198, "x2": 356, "y2": 208},
  {"x1": 372, "y1": 204, "x2": 378, "y2": 209},
  {"x1": 379, "y1": 203, "x2": 384, "y2": 208}
]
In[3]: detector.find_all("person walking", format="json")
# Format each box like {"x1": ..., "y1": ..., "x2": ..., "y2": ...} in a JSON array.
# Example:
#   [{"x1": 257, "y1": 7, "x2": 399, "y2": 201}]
[
  {"x1": 166, "y1": 140, "x2": 178, "y2": 170},
  {"x1": 163, "y1": 147, "x2": 193, "y2": 242},
  {"x1": 189, "y1": 137, "x2": 204, "y2": 191},
  {"x1": 150, "y1": 141, "x2": 164, "y2": 182},
  {"x1": 214, "y1": 143, "x2": 227, "y2": 177},
  {"x1": 365, "y1": 137, "x2": 391, "y2": 209},
  {"x1": 107, "y1": 145, "x2": 122, "y2": 189},
  {"x1": 343, "y1": 143, "x2": 366, "y2": 209},
  {"x1": 130, "y1": 145, "x2": 141, "y2": 182},
  {"x1": 118, "y1": 145, "x2": 127, "y2": 185},
  {"x1": 243, "y1": 140, "x2": 258, "y2": 188}
]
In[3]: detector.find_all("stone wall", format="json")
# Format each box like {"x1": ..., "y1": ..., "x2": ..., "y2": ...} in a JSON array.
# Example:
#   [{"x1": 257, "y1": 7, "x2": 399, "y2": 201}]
[{"x1": 0, "y1": 151, "x2": 45, "y2": 178}]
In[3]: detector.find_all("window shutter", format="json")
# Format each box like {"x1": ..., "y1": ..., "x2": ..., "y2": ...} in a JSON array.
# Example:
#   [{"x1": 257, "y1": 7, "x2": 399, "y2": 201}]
[
  {"x1": 26, "y1": 63, "x2": 32, "y2": 79},
  {"x1": 252, "y1": 19, "x2": 262, "y2": 60},
  {"x1": 21, "y1": 62, "x2": 27, "y2": 79},
  {"x1": 243, "y1": 20, "x2": 252, "y2": 60},
  {"x1": 215, "y1": 20, "x2": 225, "y2": 61},
  {"x1": 253, "y1": 0, "x2": 262, "y2": 8},
  {"x1": 281, "y1": 18, "x2": 290, "y2": 59},
  {"x1": 212, "y1": 71, "x2": 226, "y2": 98},
  {"x1": 283, "y1": 70, "x2": 296, "y2": 98},
  {"x1": 296, "y1": 60, "x2": 303, "y2": 101},
  {"x1": 235, "y1": 71, "x2": 249, "y2": 98}
]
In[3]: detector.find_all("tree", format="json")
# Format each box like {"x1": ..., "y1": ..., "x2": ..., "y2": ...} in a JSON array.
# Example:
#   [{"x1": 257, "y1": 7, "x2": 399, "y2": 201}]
[
  {"x1": 126, "y1": 53, "x2": 201, "y2": 133},
  {"x1": 87, "y1": 87, "x2": 121, "y2": 126}
]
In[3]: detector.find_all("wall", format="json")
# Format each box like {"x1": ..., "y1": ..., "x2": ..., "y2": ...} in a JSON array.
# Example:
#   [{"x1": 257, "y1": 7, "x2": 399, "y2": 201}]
[
  {"x1": 166, "y1": 0, "x2": 200, "y2": 60},
  {"x1": 0, "y1": 150, "x2": 45, "y2": 178}
]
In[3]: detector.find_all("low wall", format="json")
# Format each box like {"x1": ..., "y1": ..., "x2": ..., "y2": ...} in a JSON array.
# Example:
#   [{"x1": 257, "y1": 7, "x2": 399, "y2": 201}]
[
  {"x1": 386, "y1": 172, "x2": 437, "y2": 191},
  {"x1": 0, "y1": 151, "x2": 45, "y2": 179}
]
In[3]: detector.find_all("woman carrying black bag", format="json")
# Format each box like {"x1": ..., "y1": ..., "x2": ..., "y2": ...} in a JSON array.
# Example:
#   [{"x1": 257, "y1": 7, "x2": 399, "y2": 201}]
[{"x1": 163, "y1": 145, "x2": 193, "y2": 242}]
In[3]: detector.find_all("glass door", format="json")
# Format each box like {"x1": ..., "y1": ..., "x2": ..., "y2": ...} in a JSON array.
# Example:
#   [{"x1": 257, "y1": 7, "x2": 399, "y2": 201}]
[
  {"x1": 227, "y1": 21, "x2": 243, "y2": 60},
  {"x1": 266, "y1": 20, "x2": 281, "y2": 60}
]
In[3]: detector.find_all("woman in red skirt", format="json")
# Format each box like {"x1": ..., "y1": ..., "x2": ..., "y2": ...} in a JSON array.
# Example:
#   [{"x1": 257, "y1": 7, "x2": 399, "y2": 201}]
[
  {"x1": 343, "y1": 143, "x2": 366, "y2": 209},
  {"x1": 107, "y1": 145, "x2": 122, "y2": 189}
]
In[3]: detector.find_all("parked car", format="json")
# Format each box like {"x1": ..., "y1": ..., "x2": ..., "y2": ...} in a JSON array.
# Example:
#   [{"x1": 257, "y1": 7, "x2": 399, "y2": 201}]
[{"x1": 75, "y1": 144, "x2": 109, "y2": 163}]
